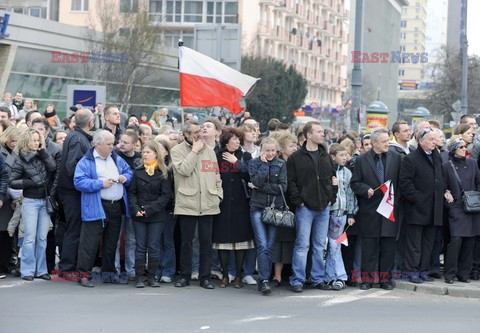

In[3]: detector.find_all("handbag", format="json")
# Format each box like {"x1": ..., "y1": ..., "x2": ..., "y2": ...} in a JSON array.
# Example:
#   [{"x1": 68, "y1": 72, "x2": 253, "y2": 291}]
[
  {"x1": 261, "y1": 184, "x2": 295, "y2": 228},
  {"x1": 449, "y1": 160, "x2": 480, "y2": 214}
]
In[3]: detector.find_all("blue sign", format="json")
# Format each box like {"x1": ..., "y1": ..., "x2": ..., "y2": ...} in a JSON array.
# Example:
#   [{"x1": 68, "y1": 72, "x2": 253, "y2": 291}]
[
  {"x1": 73, "y1": 90, "x2": 96, "y2": 110},
  {"x1": 0, "y1": 13, "x2": 10, "y2": 38}
]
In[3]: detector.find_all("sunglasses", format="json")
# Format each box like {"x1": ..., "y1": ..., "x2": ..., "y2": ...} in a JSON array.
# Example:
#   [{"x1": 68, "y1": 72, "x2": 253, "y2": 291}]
[
  {"x1": 419, "y1": 127, "x2": 433, "y2": 139},
  {"x1": 458, "y1": 145, "x2": 467, "y2": 149}
]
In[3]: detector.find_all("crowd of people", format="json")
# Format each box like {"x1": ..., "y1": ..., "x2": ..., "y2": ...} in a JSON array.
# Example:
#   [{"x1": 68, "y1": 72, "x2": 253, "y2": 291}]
[{"x1": 0, "y1": 90, "x2": 479, "y2": 296}]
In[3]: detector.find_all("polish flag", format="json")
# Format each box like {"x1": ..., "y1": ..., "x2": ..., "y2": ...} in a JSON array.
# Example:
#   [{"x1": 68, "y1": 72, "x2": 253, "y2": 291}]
[
  {"x1": 336, "y1": 232, "x2": 348, "y2": 246},
  {"x1": 179, "y1": 46, "x2": 260, "y2": 115},
  {"x1": 376, "y1": 180, "x2": 395, "y2": 222}
]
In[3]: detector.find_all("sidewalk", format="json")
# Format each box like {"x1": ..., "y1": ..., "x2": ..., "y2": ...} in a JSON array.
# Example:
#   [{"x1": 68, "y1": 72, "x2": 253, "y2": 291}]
[{"x1": 394, "y1": 278, "x2": 480, "y2": 299}]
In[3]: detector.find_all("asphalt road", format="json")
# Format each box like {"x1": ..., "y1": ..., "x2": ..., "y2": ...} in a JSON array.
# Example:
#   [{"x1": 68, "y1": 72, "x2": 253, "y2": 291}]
[{"x1": 1, "y1": 276, "x2": 479, "y2": 333}]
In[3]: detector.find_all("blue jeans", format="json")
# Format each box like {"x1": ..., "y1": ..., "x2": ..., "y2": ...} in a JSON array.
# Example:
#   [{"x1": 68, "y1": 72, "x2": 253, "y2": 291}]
[
  {"x1": 134, "y1": 221, "x2": 163, "y2": 273},
  {"x1": 325, "y1": 215, "x2": 347, "y2": 281},
  {"x1": 21, "y1": 198, "x2": 50, "y2": 277},
  {"x1": 291, "y1": 205, "x2": 330, "y2": 287},
  {"x1": 115, "y1": 216, "x2": 136, "y2": 277},
  {"x1": 156, "y1": 212, "x2": 176, "y2": 278},
  {"x1": 250, "y1": 209, "x2": 278, "y2": 282}
]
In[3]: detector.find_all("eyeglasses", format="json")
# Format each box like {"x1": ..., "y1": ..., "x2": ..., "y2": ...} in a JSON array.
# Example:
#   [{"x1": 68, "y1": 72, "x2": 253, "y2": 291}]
[
  {"x1": 458, "y1": 145, "x2": 467, "y2": 149},
  {"x1": 418, "y1": 127, "x2": 433, "y2": 139}
]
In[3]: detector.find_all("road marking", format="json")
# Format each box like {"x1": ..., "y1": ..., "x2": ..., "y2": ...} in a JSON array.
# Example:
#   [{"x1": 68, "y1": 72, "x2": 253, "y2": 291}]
[
  {"x1": 200, "y1": 326, "x2": 210, "y2": 330},
  {"x1": 320, "y1": 290, "x2": 399, "y2": 307},
  {"x1": 0, "y1": 280, "x2": 28, "y2": 288},
  {"x1": 234, "y1": 315, "x2": 293, "y2": 324}
]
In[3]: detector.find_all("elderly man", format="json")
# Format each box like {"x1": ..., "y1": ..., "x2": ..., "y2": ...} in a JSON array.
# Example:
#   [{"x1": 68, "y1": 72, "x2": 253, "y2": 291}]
[
  {"x1": 351, "y1": 128, "x2": 402, "y2": 290},
  {"x1": 399, "y1": 128, "x2": 443, "y2": 283},
  {"x1": 407, "y1": 119, "x2": 431, "y2": 151},
  {"x1": 74, "y1": 130, "x2": 132, "y2": 287},
  {"x1": 171, "y1": 121, "x2": 223, "y2": 290}
]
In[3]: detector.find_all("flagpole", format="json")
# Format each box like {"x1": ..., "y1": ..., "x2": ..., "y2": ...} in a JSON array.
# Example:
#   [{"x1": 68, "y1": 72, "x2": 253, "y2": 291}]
[{"x1": 178, "y1": 39, "x2": 184, "y2": 129}]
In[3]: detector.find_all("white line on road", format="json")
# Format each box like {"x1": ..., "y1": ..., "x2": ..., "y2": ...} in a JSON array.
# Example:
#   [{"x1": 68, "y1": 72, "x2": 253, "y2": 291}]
[{"x1": 234, "y1": 315, "x2": 293, "y2": 324}]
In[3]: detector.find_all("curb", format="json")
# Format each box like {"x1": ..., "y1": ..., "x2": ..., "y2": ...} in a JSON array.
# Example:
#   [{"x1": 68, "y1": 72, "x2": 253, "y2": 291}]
[{"x1": 394, "y1": 280, "x2": 480, "y2": 299}]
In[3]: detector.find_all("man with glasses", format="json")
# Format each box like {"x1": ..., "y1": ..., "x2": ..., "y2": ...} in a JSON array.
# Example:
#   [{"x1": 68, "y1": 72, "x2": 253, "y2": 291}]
[
  {"x1": 407, "y1": 120, "x2": 431, "y2": 151},
  {"x1": 399, "y1": 127, "x2": 444, "y2": 283}
]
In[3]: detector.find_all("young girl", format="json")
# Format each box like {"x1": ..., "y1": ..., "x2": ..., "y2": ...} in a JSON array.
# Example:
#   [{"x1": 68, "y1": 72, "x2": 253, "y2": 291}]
[{"x1": 128, "y1": 141, "x2": 172, "y2": 287}]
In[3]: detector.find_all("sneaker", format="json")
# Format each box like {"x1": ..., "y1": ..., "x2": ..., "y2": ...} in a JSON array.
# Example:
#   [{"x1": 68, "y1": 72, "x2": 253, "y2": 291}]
[
  {"x1": 136, "y1": 277, "x2": 145, "y2": 288},
  {"x1": 160, "y1": 276, "x2": 172, "y2": 283},
  {"x1": 316, "y1": 281, "x2": 332, "y2": 290},
  {"x1": 228, "y1": 274, "x2": 235, "y2": 283},
  {"x1": 332, "y1": 280, "x2": 346, "y2": 291},
  {"x1": 191, "y1": 273, "x2": 199, "y2": 280},
  {"x1": 211, "y1": 270, "x2": 223, "y2": 280},
  {"x1": 290, "y1": 284, "x2": 303, "y2": 293},
  {"x1": 242, "y1": 275, "x2": 257, "y2": 285},
  {"x1": 258, "y1": 280, "x2": 271, "y2": 295}
]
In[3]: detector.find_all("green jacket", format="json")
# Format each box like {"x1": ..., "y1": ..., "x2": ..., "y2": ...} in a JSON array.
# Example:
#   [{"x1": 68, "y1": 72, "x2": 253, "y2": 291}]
[{"x1": 171, "y1": 141, "x2": 223, "y2": 216}]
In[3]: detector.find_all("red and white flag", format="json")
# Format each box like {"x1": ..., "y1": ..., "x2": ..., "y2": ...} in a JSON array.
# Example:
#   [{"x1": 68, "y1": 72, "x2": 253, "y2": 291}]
[
  {"x1": 336, "y1": 232, "x2": 348, "y2": 246},
  {"x1": 376, "y1": 180, "x2": 395, "y2": 222},
  {"x1": 179, "y1": 46, "x2": 260, "y2": 115}
]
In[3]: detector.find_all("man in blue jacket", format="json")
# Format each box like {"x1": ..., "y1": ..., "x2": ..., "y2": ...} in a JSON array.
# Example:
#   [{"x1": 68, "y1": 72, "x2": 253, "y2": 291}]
[{"x1": 74, "y1": 130, "x2": 132, "y2": 287}]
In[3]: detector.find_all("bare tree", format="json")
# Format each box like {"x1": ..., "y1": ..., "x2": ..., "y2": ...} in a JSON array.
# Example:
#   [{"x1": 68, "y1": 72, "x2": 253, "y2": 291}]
[
  {"x1": 84, "y1": 0, "x2": 163, "y2": 114},
  {"x1": 425, "y1": 47, "x2": 480, "y2": 116}
]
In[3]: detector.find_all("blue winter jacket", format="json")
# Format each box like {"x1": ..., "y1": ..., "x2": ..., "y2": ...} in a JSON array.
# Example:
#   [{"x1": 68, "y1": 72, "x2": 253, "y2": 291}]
[{"x1": 74, "y1": 148, "x2": 133, "y2": 222}]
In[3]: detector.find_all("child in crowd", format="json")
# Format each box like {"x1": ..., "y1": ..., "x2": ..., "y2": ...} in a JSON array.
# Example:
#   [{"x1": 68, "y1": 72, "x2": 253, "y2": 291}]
[{"x1": 325, "y1": 144, "x2": 358, "y2": 290}]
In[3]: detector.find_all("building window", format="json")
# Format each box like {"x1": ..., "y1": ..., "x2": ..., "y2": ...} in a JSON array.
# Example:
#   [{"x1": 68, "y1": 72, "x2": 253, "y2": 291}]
[
  {"x1": 184, "y1": 1, "x2": 203, "y2": 23},
  {"x1": 166, "y1": 0, "x2": 182, "y2": 22},
  {"x1": 120, "y1": 0, "x2": 138, "y2": 13},
  {"x1": 224, "y1": 1, "x2": 238, "y2": 23},
  {"x1": 207, "y1": 1, "x2": 237, "y2": 24},
  {"x1": 71, "y1": 0, "x2": 89, "y2": 11},
  {"x1": 29, "y1": 7, "x2": 41, "y2": 17},
  {"x1": 400, "y1": 20, "x2": 406, "y2": 28},
  {"x1": 13, "y1": 7, "x2": 24, "y2": 14},
  {"x1": 399, "y1": 70, "x2": 404, "y2": 76},
  {"x1": 164, "y1": 30, "x2": 194, "y2": 48},
  {"x1": 150, "y1": 0, "x2": 162, "y2": 12}
]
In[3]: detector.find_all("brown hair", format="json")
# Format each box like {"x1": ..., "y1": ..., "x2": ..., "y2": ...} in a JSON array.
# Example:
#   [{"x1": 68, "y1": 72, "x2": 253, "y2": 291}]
[{"x1": 329, "y1": 143, "x2": 347, "y2": 156}]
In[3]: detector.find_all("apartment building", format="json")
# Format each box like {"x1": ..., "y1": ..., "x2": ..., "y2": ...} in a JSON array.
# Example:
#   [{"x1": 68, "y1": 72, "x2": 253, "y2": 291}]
[
  {"x1": 398, "y1": 0, "x2": 427, "y2": 89},
  {"x1": 240, "y1": 0, "x2": 349, "y2": 107}
]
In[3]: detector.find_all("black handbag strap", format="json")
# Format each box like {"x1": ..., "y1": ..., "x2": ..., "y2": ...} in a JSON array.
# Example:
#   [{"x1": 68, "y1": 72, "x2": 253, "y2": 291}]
[
  {"x1": 278, "y1": 184, "x2": 289, "y2": 211},
  {"x1": 449, "y1": 160, "x2": 464, "y2": 193}
]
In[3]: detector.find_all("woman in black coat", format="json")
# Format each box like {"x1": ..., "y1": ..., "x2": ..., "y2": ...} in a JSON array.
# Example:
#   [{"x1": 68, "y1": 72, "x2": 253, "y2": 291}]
[
  {"x1": 128, "y1": 141, "x2": 172, "y2": 288},
  {"x1": 442, "y1": 136, "x2": 480, "y2": 284},
  {"x1": 9, "y1": 128, "x2": 56, "y2": 281},
  {"x1": 212, "y1": 127, "x2": 254, "y2": 288}
]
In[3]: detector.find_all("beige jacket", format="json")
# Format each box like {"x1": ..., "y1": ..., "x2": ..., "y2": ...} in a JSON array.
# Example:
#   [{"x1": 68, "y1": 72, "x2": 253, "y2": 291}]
[{"x1": 171, "y1": 140, "x2": 223, "y2": 216}]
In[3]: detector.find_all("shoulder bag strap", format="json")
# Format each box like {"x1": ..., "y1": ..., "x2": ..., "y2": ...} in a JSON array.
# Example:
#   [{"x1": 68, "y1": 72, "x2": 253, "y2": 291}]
[
  {"x1": 278, "y1": 184, "x2": 289, "y2": 211},
  {"x1": 449, "y1": 160, "x2": 464, "y2": 193}
]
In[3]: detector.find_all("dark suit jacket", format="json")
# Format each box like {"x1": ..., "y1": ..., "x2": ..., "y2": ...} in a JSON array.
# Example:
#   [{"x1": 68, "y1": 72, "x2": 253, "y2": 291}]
[
  {"x1": 399, "y1": 146, "x2": 443, "y2": 226},
  {"x1": 351, "y1": 150, "x2": 402, "y2": 237}
]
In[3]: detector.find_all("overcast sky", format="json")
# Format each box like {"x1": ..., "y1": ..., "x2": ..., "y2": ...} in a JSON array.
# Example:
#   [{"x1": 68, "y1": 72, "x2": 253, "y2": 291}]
[{"x1": 468, "y1": 0, "x2": 479, "y2": 56}]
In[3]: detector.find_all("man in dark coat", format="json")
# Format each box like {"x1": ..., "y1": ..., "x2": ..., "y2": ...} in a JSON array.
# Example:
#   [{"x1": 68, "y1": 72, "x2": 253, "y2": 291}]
[
  {"x1": 0, "y1": 153, "x2": 10, "y2": 278},
  {"x1": 351, "y1": 128, "x2": 402, "y2": 290},
  {"x1": 399, "y1": 127, "x2": 444, "y2": 283},
  {"x1": 58, "y1": 109, "x2": 94, "y2": 275}
]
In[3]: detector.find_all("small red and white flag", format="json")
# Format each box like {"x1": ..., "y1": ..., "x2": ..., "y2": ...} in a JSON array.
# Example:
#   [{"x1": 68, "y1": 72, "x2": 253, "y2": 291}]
[
  {"x1": 179, "y1": 46, "x2": 260, "y2": 115},
  {"x1": 376, "y1": 180, "x2": 395, "y2": 222},
  {"x1": 336, "y1": 232, "x2": 348, "y2": 246}
]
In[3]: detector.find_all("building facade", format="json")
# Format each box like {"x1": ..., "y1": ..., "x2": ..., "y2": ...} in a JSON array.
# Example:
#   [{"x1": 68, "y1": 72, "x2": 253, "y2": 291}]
[
  {"x1": 398, "y1": 0, "x2": 427, "y2": 88},
  {"x1": 0, "y1": 12, "x2": 180, "y2": 118},
  {"x1": 240, "y1": 0, "x2": 349, "y2": 107}
]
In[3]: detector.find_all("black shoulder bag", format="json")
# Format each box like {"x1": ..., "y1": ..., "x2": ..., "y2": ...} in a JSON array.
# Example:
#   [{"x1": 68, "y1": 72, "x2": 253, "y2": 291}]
[
  {"x1": 449, "y1": 160, "x2": 480, "y2": 214},
  {"x1": 32, "y1": 161, "x2": 58, "y2": 215},
  {"x1": 261, "y1": 184, "x2": 295, "y2": 229}
]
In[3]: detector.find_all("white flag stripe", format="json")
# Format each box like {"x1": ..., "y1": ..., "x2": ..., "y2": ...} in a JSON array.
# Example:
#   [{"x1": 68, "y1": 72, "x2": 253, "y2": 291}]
[
  {"x1": 179, "y1": 47, "x2": 259, "y2": 95},
  {"x1": 376, "y1": 180, "x2": 395, "y2": 221}
]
